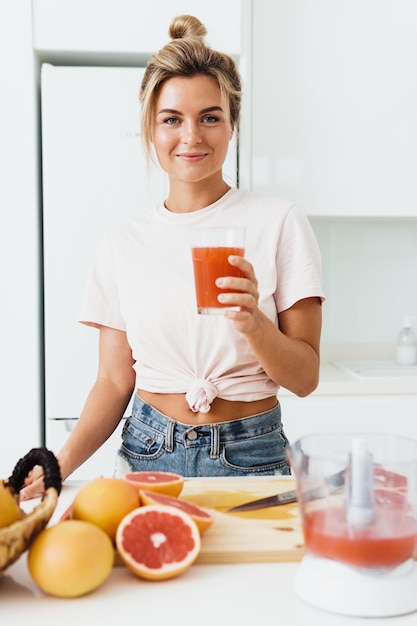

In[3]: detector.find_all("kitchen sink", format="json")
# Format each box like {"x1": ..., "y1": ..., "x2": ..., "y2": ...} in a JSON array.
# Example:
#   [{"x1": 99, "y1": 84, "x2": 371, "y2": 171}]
[{"x1": 333, "y1": 359, "x2": 417, "y2": 379}]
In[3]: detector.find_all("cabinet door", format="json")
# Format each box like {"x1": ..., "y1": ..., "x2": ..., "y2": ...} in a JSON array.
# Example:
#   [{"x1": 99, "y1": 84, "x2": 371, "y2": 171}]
[
  {"x1": 251, "y1": 0, "x2": 417, "y2": 217},
  {"x1": 41, "y1": 66, "x2": 163, "y2": 422},
  {"x1": 41, "y1": 65, "x2": 237, "y2": 428},
  {"x1": 281, "y1": 395, "x2": 417, "y2": 442},
  {"x1": 46, "y1": 419, "x2": 125, "y2": 480},
  {"x1": 32, "y1": 0, "x2": 242, "y2": 56}
]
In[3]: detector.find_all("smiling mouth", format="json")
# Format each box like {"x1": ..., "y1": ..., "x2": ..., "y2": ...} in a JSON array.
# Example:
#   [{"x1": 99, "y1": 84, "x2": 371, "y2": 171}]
[{"x1": 177, "y1": 153, "x2": 207, "y2": 161}]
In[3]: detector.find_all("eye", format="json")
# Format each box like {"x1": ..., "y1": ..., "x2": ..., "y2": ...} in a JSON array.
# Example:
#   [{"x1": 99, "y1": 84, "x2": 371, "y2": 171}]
[
  {"x1": 163, "y1": 116, "x2": 180, "y2": 125},
  {"x1": 202, "y1": 114, "x2": 219, "y2": 124}
]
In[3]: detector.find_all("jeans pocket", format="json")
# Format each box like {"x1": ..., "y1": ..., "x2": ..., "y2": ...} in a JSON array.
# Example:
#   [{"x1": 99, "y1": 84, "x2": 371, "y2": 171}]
[
  {"x1": 220, "y1": 427, "x2": 291, "y2": 475},
  {"x1": 120, "y1": 417, "x2": 165, "y2": 461}
]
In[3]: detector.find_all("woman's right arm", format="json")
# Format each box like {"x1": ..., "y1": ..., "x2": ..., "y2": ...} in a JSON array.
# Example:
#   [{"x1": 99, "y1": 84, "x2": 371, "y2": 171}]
[{"x1": 20, "y1": 326, "x2": 136, "y2": 500}]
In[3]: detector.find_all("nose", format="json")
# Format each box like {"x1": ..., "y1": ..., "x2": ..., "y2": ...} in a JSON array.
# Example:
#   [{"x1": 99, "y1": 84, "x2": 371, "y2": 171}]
[{"x1": 181, "y1": 119, "x2": 202, "y2": 144}]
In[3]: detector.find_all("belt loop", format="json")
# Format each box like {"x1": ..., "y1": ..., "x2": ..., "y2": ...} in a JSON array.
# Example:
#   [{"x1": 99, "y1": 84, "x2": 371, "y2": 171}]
[
  {"x1": 165, "y1": 418, "x2": 175, "y2": 452},
  {"x1": 209, "y1": 424, "x2": 220, "y2": 458}
]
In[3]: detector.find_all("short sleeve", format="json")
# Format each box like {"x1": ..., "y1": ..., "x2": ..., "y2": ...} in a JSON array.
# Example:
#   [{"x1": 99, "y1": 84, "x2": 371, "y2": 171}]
[
  {"x1": 78, "y1": 234, "x2": 126, "y2": 331},
  {"x1": 275, "y1": 204, "x2": 325, "y2": 312}
]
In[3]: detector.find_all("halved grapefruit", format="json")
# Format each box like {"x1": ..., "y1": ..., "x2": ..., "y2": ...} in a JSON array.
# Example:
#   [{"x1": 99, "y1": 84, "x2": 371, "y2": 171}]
[
  {"x1": 139, "y1": 489, "x2": 214, "y2": 533},
  {"x1": 121, "y1": 471, "x2": 184, "y2": 497},
  {"x1": 116, "y1": 504, "x2": 201, "y2": 580},
  {"x1": 375, "y1": 488, "x2": 410, "y2": 510}
]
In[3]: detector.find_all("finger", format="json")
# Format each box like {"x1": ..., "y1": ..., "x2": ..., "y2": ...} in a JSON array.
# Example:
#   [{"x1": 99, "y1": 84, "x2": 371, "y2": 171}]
[
  {"x1": 216, "y1": 277, "x2": 259, "y2": 302},
  {"x1": 216, "y1": 275, "x2": 253, "y2": 290},
  {"x1": 23, "y1": 468, "x2": 44, "y2": 488},
  {"x1": 224, "y1": 309, "x2": 257, "y2": 333},
  {"x1": 218, "y1": 292, "x2": 258, "y2": 314},
  {"x1": 228, "y1": 255, "x2": 255, "y2": 278},
  {"x1": 19, "y1": 477, "x2": 45, "y2": 502}
]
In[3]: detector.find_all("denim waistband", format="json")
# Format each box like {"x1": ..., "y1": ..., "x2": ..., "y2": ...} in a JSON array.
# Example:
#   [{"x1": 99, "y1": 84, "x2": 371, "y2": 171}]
[{"x1": 131, "y1": 394, "x2": 282, "y2": 457}]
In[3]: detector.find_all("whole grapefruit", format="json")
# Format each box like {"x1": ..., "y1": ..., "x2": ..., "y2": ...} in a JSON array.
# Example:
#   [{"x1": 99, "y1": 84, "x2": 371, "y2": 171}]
[
  {"x1": 0, "y1": 482, "x2": 21, "y2": 528},
  {"x1": 28, "y1": 520, "x2": 114, "y2": 597},
  {"x1": 71, "y1": 477, "x2": 139, "y2": 542}
]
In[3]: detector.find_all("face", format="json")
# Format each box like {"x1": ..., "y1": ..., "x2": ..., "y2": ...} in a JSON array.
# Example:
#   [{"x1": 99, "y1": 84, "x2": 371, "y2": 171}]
[{"x1": 151, "y1": 74, "x2": 233, "y2": 185}]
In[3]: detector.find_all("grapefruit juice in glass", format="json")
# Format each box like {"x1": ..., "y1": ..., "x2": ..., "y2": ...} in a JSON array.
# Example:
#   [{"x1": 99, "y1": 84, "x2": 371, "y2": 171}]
[{"x1": 191, "y1": 227, "x2": 245, "y2": 315}]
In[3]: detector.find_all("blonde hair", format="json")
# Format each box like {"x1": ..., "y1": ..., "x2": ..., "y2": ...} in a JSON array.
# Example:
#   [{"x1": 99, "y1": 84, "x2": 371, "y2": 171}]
[{"x1": 140, "y1": 14, "x2": 241, "y2": 162}]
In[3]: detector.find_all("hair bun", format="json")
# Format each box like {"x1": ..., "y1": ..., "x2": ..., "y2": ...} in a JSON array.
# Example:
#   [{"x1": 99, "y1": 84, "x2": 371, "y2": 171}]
[{"x1": 169, "y1": 14, "x2": 208, "y2": 40}]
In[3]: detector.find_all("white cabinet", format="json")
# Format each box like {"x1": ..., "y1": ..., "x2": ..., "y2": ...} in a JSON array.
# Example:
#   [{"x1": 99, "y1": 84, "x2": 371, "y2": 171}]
[
  {"x1": 40, "y1": 65, "x2": 164, "y2": 421},
  {"x1": 46, "y1": 419, "x2": 125, "y2": 480},
  {"x1": 32, "y1": 0, "x2": 243, "y2": 57},
  {"x1": 281, "y1": 394, "x2": 417, "y2": 443},
  {"x1": 251, "y1": 0, "x2": 417, "y2": 217}
]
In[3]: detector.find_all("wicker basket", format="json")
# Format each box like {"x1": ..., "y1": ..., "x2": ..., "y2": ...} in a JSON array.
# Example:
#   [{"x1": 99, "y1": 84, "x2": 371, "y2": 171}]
[{"x1": 0, "y1": 448, "x2": 62, "y2": 574}]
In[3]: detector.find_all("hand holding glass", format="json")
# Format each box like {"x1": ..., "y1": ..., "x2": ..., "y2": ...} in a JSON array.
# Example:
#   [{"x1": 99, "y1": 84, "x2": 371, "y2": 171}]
[{"x1": 191, "y1": 227, "x2": 246, "y2": 315}]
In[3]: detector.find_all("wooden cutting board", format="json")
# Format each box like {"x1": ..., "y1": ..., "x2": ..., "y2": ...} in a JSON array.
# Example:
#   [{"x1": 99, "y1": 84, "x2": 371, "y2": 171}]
[{"x1": 180, "y1": 477, "x2": 305, "y2": 564}]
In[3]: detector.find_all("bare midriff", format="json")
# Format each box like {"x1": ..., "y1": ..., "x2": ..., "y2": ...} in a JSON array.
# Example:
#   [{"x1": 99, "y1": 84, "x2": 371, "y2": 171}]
[{"x1": 137, "y1": 390, "x2": 278, "y2": 425}]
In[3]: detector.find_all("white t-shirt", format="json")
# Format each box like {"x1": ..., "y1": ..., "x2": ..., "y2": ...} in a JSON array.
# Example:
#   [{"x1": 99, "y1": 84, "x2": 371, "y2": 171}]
[{"x1": 79, "y1": 188, "x2": 325, "y2": 412}]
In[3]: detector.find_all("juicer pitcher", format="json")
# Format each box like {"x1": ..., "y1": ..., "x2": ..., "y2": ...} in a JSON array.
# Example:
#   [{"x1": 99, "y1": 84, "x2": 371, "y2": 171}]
[{"x1": 286, "y1": 432, "x2": 417, "y2": 617}]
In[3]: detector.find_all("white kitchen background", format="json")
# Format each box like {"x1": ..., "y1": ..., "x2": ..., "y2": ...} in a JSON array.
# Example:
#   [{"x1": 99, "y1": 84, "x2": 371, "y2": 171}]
[
  {"x1": 1, "y1": 0, "x2": 416, "y2": 478},
  {"x1": 250, "y1": 0, "x2": 417, "y2": 346},
  {"x1": 313, "y1": 218, "x2": 417, "y2": 344}
]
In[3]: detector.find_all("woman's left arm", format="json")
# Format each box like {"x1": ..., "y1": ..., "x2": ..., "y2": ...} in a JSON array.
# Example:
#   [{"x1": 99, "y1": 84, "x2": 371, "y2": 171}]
[{"x1": 217, "y1": 256, "x2": 322, "y2": 397}]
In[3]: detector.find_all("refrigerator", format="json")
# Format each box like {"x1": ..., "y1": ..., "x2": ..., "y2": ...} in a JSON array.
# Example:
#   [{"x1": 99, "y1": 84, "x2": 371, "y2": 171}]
[{"x1": 41, "y1": 64, "x2": 237, "y2": 478}]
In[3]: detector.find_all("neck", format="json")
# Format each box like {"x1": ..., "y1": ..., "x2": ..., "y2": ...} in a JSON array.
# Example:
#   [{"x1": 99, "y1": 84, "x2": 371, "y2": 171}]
[{"x1": 164, "y1": 178, "x2": 231, "y2": 214}]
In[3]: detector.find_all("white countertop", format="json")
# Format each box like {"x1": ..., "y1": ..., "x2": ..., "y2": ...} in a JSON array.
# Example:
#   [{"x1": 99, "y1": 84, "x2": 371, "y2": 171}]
[
  {"x1": 3, "y1": 481, "x2": 417, "y2": 626},
  {"x1": 281, "y1": 343, "x2": 417, "y2": 396}
]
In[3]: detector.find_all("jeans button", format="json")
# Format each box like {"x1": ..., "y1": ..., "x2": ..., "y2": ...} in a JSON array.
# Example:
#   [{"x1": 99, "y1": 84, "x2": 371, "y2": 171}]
[{"x1": 187, "y1": 429, "x2": 198, "y2": 441}]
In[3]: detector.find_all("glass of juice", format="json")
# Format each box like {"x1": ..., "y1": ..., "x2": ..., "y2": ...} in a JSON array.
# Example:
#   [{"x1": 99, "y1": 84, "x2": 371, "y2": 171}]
[{"x1": 190, "y1": 227, "x2": 245, "y2": 315}]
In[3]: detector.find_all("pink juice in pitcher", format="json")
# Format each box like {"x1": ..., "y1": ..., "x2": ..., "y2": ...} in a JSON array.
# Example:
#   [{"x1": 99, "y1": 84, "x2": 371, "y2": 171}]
[{"x1": 304, "y1": 490, "x2": 417, "y2": 568}]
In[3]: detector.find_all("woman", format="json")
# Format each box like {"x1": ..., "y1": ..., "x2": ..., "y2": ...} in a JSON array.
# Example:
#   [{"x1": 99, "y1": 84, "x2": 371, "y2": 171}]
[{"x1": 21, "y1": 14, "x2": 324, "y2": 499}]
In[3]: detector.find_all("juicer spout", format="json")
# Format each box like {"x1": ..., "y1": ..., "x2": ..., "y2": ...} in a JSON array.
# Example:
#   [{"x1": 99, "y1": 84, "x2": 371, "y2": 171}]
[{"x1": 346, "y1": 437, "x2": 376, "y2": 527}]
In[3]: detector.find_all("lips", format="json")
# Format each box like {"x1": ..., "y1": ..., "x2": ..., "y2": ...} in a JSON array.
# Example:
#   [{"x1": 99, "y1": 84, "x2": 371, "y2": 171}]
[{"x1": 177, "y1": 153, "x2": 207, "y2": 162}]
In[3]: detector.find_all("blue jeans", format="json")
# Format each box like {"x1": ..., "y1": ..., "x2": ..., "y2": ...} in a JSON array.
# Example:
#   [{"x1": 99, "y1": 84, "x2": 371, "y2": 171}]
[{"x1": 115, "y1": 394, "x2": 291, "y2": 477}]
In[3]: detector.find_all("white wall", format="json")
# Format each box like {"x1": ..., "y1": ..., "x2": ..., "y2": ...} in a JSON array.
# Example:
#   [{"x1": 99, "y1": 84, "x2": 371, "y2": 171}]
[
  {"x1": 0, "y1": 0, "x2": 42, "y2": 477},
  {"x1": 313, "y1": 218, "x2": 417, "y2": 345}
]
